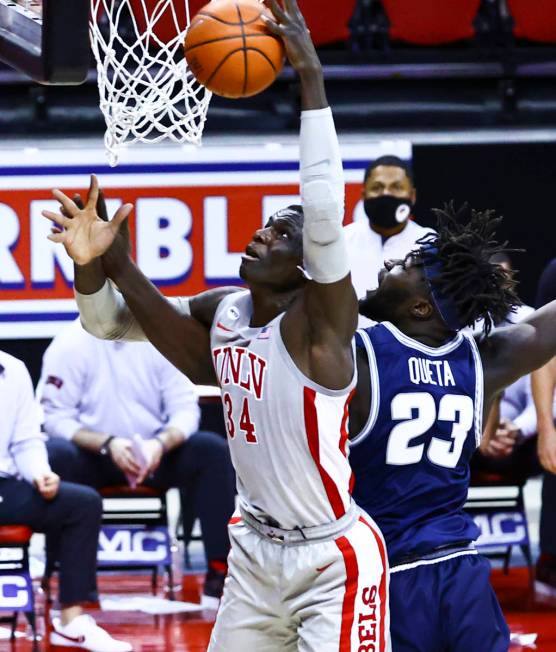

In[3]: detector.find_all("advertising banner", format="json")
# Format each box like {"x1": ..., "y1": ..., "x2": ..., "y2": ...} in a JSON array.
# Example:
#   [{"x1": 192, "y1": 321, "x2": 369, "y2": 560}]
[{"x1": 0, "y1": 138, "x2": 411, "y2": 338}]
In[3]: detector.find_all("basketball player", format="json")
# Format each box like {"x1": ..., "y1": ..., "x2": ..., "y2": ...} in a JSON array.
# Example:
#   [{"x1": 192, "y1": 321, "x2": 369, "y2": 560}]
[
  {"x1": 41, "y1": 1, "x2": 389, "y2": 650},
  {"x1": 348, "y1": 204, "x2": 556, "y2": 651}
]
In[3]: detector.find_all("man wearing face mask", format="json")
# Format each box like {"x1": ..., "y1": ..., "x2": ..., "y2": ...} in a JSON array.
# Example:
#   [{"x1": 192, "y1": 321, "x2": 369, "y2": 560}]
[{"x1": 345, "y1": 154, "x2": 435, "y2": 301}]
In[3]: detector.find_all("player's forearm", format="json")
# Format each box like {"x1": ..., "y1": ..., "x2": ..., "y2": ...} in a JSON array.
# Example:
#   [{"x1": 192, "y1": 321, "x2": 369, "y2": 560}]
[
  {"x1": 74, "y1": 259, "x2": 107, "y2": 295},
  {"x1": 108, "y1": 257, "x2": 216, "y2": 384},
  {"x1": 532, "y1": 359, "x2": 556, "y2": 434},
  {"x1": 299, "y1": 65, "x2": 327, "y2": 111}
]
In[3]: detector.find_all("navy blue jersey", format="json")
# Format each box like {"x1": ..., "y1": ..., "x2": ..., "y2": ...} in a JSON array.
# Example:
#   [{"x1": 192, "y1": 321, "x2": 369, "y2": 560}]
[{"x1": 350, "y1": 322, "x2": 483, "y2": 565}]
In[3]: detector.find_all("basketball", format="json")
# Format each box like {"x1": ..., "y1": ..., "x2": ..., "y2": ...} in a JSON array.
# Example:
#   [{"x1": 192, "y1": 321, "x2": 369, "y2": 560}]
[{"x1": 184, "y1": 0, "x2": 285, "y2": 99}]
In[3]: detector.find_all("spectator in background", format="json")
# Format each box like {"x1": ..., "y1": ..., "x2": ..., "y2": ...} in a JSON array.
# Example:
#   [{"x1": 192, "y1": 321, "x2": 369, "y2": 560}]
[
  {"x1": 532, "y1": 257, "x2": 556, "y2": 595},
  {"x1": 0, "y1": 348, "x2": 131, "y2": 652},
  {"x1": 473, "y1": 253, "x2": 556, "y2": 597},
  {"x1": 344, "y1": 154, "x2": 434, "y2": 300},
  {"x1": 38, "y1": 319, "x2": 236, "y2": 608}
]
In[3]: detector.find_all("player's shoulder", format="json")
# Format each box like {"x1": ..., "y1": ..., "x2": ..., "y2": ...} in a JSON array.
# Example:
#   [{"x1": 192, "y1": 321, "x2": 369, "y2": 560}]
[{"x1": 191, "y1": 286, "x2": 244, "y2": 329}]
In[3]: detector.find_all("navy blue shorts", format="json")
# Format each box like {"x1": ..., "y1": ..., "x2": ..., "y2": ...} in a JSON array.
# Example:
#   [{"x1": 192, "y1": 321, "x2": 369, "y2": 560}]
[{"x1": 389, "y1": 553, "x2": 509, "y2": 652}]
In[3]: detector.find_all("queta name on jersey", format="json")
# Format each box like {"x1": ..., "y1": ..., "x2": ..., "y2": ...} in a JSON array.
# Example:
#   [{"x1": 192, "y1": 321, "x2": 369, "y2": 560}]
[
  {"x1": 408, "y1": 356, "x2": 455, "y2": 388},
  {"x1": 212, "y1": 346, "x2": 268, "y2": 400}
]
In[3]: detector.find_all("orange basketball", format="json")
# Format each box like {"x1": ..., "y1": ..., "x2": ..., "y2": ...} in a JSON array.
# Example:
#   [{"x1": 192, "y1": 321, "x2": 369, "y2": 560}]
[{"x1": 184, "y1": 0, "x2": 285, "y2": 99}]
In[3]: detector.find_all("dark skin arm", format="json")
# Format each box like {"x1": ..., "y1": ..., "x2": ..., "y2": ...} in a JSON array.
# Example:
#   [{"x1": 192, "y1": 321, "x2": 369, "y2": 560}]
[
  {"x1": 480, "y1": 300, "x2": 556, "y2": 405},
  {"x1": 42, "y1": 175, "x2": 239, "y2": 385},
  {"x1": 266, "y1": 0, "x2": 358, "y2": 389}
]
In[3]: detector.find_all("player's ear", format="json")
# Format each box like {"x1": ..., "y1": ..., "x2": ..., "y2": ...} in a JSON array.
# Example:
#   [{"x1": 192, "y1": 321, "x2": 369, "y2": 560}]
[{"x1": 410, "y1": 298, "x2": 434, "y2": 321}]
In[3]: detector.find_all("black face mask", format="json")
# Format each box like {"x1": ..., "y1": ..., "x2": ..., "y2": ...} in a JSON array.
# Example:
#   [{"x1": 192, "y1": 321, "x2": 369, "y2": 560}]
[{"x1": 363, "y1": 195, "x2": 413, "y2": 230}]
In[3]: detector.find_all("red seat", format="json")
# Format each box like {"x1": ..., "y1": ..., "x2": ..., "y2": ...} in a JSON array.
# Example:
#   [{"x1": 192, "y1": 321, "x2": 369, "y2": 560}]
[
  {"x1": 381, "y1": 0, "x2": 481, "y2": 45},
  {"x1": 507, "y1": 0, "x2": 556, "y2": 43},
  {"x1": 100, "y1": 485, "x2": 164, "y2": 498},
  {"x1": 130, "y1": 0, "x2": 356, "y2": 48},
  {"x1": 0, "y1": 526, "x2": 32, "y2": 544},
  {"x1": 297, "y1": 0, "x2": 357, "y2": 46}
]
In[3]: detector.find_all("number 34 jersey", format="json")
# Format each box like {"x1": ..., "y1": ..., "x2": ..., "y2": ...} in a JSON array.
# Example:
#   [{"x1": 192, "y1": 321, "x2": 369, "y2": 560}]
[
  {"x1": 210, "y1": 291, "x2": 356, "y2": 530},
  {"x1": 350, "y1": 322, "x2": 483, "y2": 565}
]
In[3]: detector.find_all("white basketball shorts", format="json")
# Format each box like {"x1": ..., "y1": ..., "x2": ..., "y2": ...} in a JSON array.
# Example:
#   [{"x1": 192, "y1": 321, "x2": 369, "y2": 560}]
[{"x1": 208, "y1": 505, "x2": 390, "y2": 652}]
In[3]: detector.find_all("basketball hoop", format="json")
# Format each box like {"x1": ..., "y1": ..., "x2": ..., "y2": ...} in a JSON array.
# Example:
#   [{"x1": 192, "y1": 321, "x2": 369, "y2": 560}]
[{"x1": 90, "y1": 0, "x2": 212, "y2": 166}]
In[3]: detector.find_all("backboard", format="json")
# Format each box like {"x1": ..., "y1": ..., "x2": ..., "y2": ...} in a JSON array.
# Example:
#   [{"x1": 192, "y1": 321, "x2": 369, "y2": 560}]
[{"x1": 0, "y1": 0, "x2": 89, "y2": 84}]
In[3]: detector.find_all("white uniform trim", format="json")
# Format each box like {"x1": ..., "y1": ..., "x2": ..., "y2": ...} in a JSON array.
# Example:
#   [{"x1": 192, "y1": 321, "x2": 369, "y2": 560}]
[
  {"x1": 382, "y1": 321, "x2": 464, "y2": 355},
  {"x1": 350, "y1": 328, "x2": 380, "y2": 447},
  {"x1": 465, "y1": 331, "x2": 485, "y2": 448},
  {"x1": 390, "y1": 548, "x2": 478, "y2": 574}
]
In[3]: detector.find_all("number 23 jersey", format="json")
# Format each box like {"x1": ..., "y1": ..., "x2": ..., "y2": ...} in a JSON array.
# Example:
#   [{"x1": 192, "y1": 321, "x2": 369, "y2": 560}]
[
  {"x1": 210, "y1": 291, "x2": 356, "y2": 530},
  {"x1": 350, "y1": 322, "x2": 483, "y2": 564}
]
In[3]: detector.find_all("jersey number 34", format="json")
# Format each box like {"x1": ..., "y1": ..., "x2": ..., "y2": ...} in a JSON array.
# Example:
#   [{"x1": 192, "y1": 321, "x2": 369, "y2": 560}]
[{"x1": 386, "y1": 392, "x2": 474, "y2": 469}]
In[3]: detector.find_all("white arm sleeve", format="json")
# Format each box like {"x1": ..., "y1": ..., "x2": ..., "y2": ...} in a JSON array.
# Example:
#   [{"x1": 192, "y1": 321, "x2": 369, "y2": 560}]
[
  {"x1": 75, "y1": 281, "x2": 191, "y2": 342},
  {"x1": 300, "y1": 107, "x2": 348, "y2": 284}
]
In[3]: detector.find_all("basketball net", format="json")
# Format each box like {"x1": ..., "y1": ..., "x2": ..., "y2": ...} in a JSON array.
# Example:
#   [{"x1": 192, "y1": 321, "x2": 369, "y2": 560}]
[{"x1": 90, "y1": 0, "x2": 212, "y2": 166}]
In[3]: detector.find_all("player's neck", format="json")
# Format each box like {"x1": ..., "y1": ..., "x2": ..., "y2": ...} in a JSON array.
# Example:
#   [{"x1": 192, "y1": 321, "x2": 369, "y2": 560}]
[
  {"x1": 396, "y1": 320, "x2": 455, "y2": 348},
  {"x1": 249, "y1": 286, "x2": 299, "y2": 328}
]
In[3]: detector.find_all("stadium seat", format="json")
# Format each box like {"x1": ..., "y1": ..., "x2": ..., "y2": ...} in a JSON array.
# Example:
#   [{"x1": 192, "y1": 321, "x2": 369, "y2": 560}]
[
  {"x1": 297, "y1": 0, "x2": 358, "y2": 46},
  {"x1": 507, "y1": 0, "x2": 556, "y2": 43},
  {"x1": 131, "y1": 0, "x2": 356, "y2": 48},
  {"x1": 44, "y1": 487, "x2": 175, "y2": 601},
  {"x1": 0, "y1": 525, "x2": 37, "y2": 647},
  {"x1": 466, "y1": 470, "x2": 534, "y2": 585},
  {"x1": 380, "y1": 0, "x2": 482, "y2": 45},
  {"x1": 98, "y1": 486, "x2": 175, "y2": 599}
]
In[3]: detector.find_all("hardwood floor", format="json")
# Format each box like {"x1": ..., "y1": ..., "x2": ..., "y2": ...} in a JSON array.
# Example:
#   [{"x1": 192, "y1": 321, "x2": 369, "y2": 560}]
[{"x1": 4, "y1": 567, "x2": 555, "y2": 651}]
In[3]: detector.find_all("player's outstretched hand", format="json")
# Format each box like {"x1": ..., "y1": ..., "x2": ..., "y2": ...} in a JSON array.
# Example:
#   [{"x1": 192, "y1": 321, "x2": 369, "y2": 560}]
[
  {"x1": 263, "y1": 0, "x2": 319, "y2": 74},
  {"x1": 41, "y1": 174, "x2": 133, "y2": 266}
]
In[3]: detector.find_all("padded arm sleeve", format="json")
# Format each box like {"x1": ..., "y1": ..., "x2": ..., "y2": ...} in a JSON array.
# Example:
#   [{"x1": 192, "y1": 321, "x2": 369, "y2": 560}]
[
  {"x1": 300, "y1": 107, "x2": 348, "y2": 284},
  {"x1": 75, "y1": 281, "x2": 190, "y2": 342}
]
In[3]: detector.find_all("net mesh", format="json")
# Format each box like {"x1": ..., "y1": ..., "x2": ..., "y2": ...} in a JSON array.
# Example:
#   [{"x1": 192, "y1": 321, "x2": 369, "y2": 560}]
[{"x1": 90, "y1": 0, "x2": 212, "y2": 166}]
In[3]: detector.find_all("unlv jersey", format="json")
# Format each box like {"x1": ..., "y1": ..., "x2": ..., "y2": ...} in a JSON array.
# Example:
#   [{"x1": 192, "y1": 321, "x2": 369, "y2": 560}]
[
  {"x1": 350, "y1": 322, "x2": 483, "y2": 565},
  {"x1": 210, "y1": 291, "x2": 356, "y2": 530}
]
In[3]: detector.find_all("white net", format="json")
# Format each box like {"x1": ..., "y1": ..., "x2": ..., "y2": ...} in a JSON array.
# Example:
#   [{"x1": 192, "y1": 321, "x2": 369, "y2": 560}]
[{"x1": 90, "y1": 0, "x2": 212, "y2": 166}]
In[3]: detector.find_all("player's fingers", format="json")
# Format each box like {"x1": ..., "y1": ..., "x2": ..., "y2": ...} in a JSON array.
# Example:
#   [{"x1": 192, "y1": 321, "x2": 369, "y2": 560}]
[
  {"x1": 42, "y1": 210, "x2": 70, "y2": 229},
  {"x1": 52, "y1": 189, "x2": 80, "y2": 217},
  {"x1": 72, "y1": 194, "x2": 85, "y2": 210},
  {"x1": 267, "y1": 0, "x2": 288, "y2": 24},
  {"x1": 97, "y1": 189, "x2": 109, "y2": 222},
  {"x1": 261, "y1": 14, "x2": 284, "y2": 35},
  {"x1": 283, "y1": 0, "x2": 304, "y2": 23},
  {"x1": 47, "y1": 233, "x2": 67, "y2": 244},
  {"x1": 86, "y1": 174, "x2": 100, "y2": 210},
  {"x1": 110, "y1": 203, "x2": 134, "y2": 230}
]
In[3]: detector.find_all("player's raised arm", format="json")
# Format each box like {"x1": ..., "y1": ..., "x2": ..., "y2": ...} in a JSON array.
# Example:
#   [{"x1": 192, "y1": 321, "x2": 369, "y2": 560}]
[
  {"x1": 41, "y1": 175, "x2": 235, "y2": 384},
  {"x1": 482, "y1": 300, "x2": 556, "y2": 399},
  {"x1": 266, "y1": 0, "x2": 357, "y2": 390}
]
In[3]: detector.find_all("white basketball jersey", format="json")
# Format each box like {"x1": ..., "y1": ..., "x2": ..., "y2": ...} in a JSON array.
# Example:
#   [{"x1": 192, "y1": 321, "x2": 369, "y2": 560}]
[{"x1": 211, "y1": 291, "x2": 357, "y2": 530}]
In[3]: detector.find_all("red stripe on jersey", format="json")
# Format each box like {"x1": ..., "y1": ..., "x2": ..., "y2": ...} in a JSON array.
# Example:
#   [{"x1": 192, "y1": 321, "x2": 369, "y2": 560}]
[
  {"x1": 304, "y1": 386, "x2": 346, "y2": 519},
  {"x1": 216, "y1": 322, "x2": 234, "y2": 332},
  {"x1": 336, "y1": 535, "x2": 359, "y2": 651},
  {"x1": 229, "y1": 516, "x2": 242, "y2": 525},
  {"x1": 339, "y1": 389, "x2": 355, "y2": 458},
  {"x1": 358, "y1": 515, "x2": 388, "y2": 652}
]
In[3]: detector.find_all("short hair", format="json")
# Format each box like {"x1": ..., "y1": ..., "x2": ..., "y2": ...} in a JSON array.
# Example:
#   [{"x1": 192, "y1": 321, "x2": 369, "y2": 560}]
[
  {"x1": 363, "y1": 155, "x2": 414, "y2": 185},
  {"x1": 416, "y1": 203, "x2": 521, "y2": 337}
]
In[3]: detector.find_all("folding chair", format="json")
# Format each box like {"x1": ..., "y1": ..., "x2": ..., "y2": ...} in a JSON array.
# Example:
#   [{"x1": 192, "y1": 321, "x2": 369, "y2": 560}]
[{"x1": 0, "y1": 525, "x2": 37, "y2": 649}]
